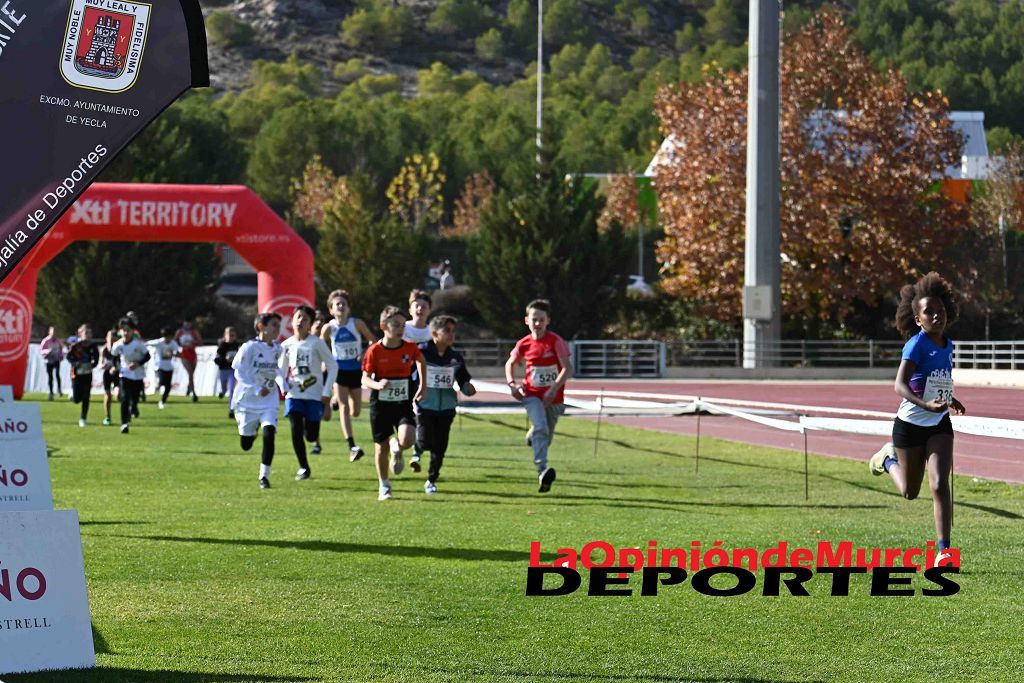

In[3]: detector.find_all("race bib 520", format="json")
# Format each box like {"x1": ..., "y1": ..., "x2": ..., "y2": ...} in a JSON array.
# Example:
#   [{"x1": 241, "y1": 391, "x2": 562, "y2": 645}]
[{"x1": 529, "y1": 364, "x2": 559, "y2": 388}]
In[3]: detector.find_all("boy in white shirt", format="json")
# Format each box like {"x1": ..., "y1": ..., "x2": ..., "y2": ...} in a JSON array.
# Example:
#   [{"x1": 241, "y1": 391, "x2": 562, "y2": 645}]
[
  {"x1": 279, "y1": 306, "x2": 337, "y2": 481},
  {"x1": 111, "y1": 317, "x2": 151, "y2": 434},
  {"x1": 403, "y1": 289, "x2": 433, "y2": 345},
  {"x1": 148, "y1": 327, "x2": 181, "y2": 410},
  {"x1": 231, "y1": 313, "x2": 285, "y2": 489},
  {"x1": 403, "y1": 289, "x2": 432, "y2": 472}
]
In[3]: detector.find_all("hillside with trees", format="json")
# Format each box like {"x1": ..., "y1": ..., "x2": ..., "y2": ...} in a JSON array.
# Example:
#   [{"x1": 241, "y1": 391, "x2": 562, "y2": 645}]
[{"x1": 33, "y1": 0, "x2": 1024, "y2": 341}]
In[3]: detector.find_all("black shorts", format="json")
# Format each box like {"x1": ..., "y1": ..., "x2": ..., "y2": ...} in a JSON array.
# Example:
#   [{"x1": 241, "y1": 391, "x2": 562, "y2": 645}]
[
  {"x1": 369, "y1": 400, "x2": 415, "y2": 443},
  {"x1": 336, "y1": 369, "x2": 362, "y2": 390},
  {"x1": 103, "y1": 369, "x2": 117, "y2": 394},
  {"x1": 158, "y1": 369, "x2": 173, "y2": 387},
  {"x1": 892, "y1": 415, "x2": 954, "y2": 449}
]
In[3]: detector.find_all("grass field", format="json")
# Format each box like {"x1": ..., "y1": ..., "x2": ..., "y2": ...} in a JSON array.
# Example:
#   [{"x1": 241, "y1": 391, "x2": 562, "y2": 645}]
[{"x1": 6, "y1": 394, "x2": 1024, "y2": 683}]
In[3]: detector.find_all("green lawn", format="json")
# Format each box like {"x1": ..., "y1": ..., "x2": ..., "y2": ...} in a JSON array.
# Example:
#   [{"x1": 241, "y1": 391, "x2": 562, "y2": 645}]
[{"x1": 7, "y1": 394, "x2": 1024, "y2": 683}]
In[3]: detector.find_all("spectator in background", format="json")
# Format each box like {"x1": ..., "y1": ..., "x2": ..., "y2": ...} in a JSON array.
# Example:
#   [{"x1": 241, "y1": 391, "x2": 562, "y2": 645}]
[
  {"x1": 439, "y1": 262, "x2": 455, "y2": 290},
  {"x1": 214, "y1": 326, "x2": 240, "y2": 406},
  {"x1": 176, "y1": 319, "x2": 202, "y2": 402},
  {"x1": 40, "y1": 326, "x2": 64, "y2": 400}
]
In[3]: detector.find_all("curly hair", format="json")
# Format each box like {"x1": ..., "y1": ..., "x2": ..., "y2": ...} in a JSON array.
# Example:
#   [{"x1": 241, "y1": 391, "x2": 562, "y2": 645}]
[{"x1": 895, "y1": 272, "x2": 959, "y2": 338}]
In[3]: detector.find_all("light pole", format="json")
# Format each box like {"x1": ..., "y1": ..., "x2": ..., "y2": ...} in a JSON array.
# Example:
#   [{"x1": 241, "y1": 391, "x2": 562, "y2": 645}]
[
  {"x1": 536, "y1": 0, "x2": 543, "y2": 155},
  {"x1": 742, "y1": 0, "x2": 781, "y2": 368}
]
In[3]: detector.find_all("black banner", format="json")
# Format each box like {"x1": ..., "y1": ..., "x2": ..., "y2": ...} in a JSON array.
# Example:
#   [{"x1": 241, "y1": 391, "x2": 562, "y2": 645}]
[{"x1": 0, "y1": 0, "x2": 207, "y2": 282}]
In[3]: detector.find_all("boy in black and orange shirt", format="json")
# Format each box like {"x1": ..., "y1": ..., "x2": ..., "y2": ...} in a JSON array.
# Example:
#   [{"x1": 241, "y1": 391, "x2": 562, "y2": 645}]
[{"x1": 362, "y1": 306, "x2": 426, "y2": 500}]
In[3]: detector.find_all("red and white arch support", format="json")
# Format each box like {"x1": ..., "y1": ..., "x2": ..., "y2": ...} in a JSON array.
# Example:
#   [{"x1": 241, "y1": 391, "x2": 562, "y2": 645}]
[{"x1": 0, "y1": 183, "x2": 314, "y2": 398}]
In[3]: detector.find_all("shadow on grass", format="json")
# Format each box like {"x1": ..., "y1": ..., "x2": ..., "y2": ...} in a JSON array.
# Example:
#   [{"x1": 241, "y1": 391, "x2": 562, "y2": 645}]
[
  {"x1": 5, "y1": 670, "x2": 316, "y2": 682},
  {"x1": 408, "y1": 666, "x2": 816, "y2": 683},
  {"x1": 113, "y1": 534, "x2": 546, "y2": 563},
  {"x1": 477, "y1": 472, "x2": 746, "y2": 491},
  {"x1": 442, "y1": 489, "x2": 886, "y2": 512},
  {"x1": 453, "y1": 456, "x2": 617, "y2": 477},
  {"x1": 467, "y1": 415, "x2": 694, "y2": 462},
  {"x1": 91, "y1": 622, "x2": 111, "y2": 654},
  {"x1": 80, "y1": 520, "x2": 148, "y2": 526},
  {"x1": 816, "y1": 473, "x2": 1024, "y2": 519},
  {"x1": 466, "y1": 415, "x2": 816, "y2": 479},
  {"x1": 956, "y1": 501, "x2": 1023, "y2": 519}
]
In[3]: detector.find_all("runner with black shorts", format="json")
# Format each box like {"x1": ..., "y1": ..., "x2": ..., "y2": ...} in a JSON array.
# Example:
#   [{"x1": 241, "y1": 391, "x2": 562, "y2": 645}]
[
  {"x1": 322, "y1": 289, "x2": 375, "y2": 461},
  {"x1": 362, "y1": 306, "x2": 425, "y2": 501}
]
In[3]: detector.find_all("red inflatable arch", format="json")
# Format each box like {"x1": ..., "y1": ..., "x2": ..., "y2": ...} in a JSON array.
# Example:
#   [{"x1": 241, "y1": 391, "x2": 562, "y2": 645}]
[{"x1": 0, "y1": 183, "x2": 314, "y2": 399}]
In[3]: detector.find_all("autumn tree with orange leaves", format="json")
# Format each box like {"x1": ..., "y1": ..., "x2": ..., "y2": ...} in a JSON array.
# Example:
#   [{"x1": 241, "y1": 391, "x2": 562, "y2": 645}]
[{"x1": 652, "y1": 13, "x2": 970, "y2": 334}]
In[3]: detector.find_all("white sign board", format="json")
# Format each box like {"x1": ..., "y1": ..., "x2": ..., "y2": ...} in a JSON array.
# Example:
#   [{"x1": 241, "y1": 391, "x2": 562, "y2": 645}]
[
  {"x1": 0, "y1": 440, "x2": 53, "y2": 511},
  {"x1": 0, "y1": 510, "x2": 95, "y2": 674},
  {"x1": 0, "y1": 385, "x2": 13, "y2": 402},
  {"x1": 0, "y1": 402, "x2": 42, "y2": 441}
]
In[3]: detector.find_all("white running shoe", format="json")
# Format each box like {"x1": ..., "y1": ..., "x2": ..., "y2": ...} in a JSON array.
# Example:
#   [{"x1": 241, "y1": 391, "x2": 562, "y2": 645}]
[
  {"x1": 869, "y1": 443, "x2": 895, "y2": 476},
  {"x1": 934, "y1": 548, "x2": 956, "y2": 568},
  {"x1": 389, "y1": 437, "x2": 404, "y2": 475},
  {"x1": 158, "y1": 401, "x2": 166, "y2": 410},
  {"x1": 78, "y1": 419, "x2": 87, "y2": 428},
  {"x1": 424, "y1": 480, "x2": 437, "y2": 495},
  {"x1": 378, "y1": 485, "x2": 393, "y2": 501}
]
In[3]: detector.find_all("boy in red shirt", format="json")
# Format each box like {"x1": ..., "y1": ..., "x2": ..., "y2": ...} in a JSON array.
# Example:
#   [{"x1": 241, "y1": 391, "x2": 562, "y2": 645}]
[
  {"x1": 362, "y1": 306, "x2": 426, "y2": 500},
  {"x1": 504, "y1": 299, "x2": 573, "y2": 493}
]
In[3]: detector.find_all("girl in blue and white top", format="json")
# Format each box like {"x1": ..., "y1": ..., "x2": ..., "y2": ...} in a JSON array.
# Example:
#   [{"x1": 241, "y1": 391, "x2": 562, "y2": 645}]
[
  {"x1": 869, "y1": 272, "x2": 966, "y2": 568},
  {"x1": 321, "y1": 289, "x2": 376, "y2": 462}
]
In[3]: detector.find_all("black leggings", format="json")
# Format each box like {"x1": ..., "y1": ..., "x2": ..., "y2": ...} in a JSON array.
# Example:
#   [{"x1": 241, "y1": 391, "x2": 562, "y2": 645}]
[
  {"x1": 288, "y1": 414, "x2": 320, "y2": 471},
  {"x1": 416, "y1": 412, "x2": 455, "y2": 483},
  {"x1": 46, "y1": 362, "x2": 62, "y2": 395},
  {"x1": 158, "y1": 369, "x2": 173, "y2": 402},
  {"x1": 72, "y1": 376, "x2": 92, "y2": 420},
  {"x1": 119, "y1": 378, "x2": 143, "y2": 425},
  {"x1": 241, "y1": 425, "x2": 276, "y2": 466}
]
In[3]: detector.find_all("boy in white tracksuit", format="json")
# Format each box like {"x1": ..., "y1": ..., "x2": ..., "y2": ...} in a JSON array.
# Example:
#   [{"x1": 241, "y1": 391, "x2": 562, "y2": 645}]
[
  {"x1": 279, "y1": 305, "x2": 337, "y2": 481},
  {"x1": 232, "y1": 313, "x2": 285, "y2": 489}
]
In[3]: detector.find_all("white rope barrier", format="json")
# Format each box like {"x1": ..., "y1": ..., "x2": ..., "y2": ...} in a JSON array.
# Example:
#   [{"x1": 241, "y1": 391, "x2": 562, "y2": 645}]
[{"x1": 469, "y1": 380, "x2": 1024, "y2": 441}]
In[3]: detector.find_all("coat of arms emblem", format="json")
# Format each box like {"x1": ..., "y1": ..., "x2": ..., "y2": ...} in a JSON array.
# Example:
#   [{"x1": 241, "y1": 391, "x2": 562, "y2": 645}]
[{"x1": 60, "y1": 0, "x2": 151, "y2": 93}]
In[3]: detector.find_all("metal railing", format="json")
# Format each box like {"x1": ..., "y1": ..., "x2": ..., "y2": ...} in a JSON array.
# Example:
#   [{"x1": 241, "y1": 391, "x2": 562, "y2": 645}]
[
  {"x1": 453, "y1": 339, "x2": 518, "y2": 368},
  {"x1": 664, "y1": 339, "x2": 906, "y2": 368},
  {"x1": 573, "y1": 340, "x2": 664, "y2": 377},
  {"x1": 455, "y1": 338, "x2": 1024, "y2": 375},
  {"x1": 953, "y1": 340, "x2": 1024, "y2": 370}
]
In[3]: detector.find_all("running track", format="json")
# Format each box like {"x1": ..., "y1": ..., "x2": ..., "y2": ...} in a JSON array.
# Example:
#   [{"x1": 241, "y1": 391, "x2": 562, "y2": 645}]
[{"x1": 473, "y1": 380, "x2": 1024, "y2": 484}]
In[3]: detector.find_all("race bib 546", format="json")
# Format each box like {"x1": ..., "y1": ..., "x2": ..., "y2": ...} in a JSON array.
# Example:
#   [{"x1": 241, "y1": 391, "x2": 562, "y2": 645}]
[{"x1": 426, "y1": 366, "x2": 456, "y2": 389}]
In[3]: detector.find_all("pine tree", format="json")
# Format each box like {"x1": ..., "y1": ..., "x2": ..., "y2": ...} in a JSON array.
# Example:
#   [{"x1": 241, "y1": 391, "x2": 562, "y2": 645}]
[{"x1": 467, "y1": 145, "x2": 626, "y2": 338}]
